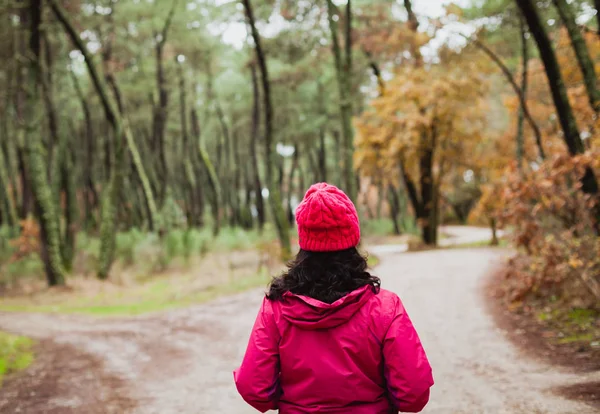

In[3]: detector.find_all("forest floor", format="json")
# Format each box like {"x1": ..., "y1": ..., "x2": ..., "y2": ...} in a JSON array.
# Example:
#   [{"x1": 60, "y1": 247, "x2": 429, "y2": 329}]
[{"x1": 0, "y1": 227, "x2": 598, "y2": 413}]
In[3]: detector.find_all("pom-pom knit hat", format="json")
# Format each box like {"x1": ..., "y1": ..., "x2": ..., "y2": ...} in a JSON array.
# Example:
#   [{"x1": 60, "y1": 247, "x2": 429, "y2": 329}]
[{"x1": 295, "y1": 183, "x2": 360, "y2": 252}]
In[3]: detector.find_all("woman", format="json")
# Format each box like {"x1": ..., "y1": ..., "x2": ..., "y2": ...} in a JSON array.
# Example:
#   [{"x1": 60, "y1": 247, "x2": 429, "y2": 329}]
[{"x1": 234, "y1": 183, "x2": 433, "y2": 413}]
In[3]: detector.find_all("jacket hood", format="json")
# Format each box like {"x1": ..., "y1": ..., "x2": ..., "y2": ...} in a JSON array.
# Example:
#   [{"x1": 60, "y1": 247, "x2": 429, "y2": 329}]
[{"x1": 280, "y1": 285, "x2": 375, "y2": 330}]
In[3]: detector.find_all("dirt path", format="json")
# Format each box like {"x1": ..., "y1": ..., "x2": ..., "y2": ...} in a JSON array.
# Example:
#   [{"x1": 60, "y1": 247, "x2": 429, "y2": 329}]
[{"x1": 1, "y1": 232, "x2": 598, "y2": 413}]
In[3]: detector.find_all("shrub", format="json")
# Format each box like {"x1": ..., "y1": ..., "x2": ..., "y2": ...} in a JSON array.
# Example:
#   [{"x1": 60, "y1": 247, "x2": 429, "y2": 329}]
[{"x1": 497, "y1": 152, "x2": 600, "y2": 308}]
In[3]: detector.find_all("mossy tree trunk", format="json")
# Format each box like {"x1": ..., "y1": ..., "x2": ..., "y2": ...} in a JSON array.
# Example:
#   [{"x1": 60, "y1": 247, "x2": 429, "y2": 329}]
[
  {"x1": 516, "y1": 15, "x2": 528, "y2": 170},
  {"x1": 26, "y1": 0, "x2": 66, "y2": 286},
  {"x1": 326, "y1": 0, "x2": 356, "y2": 202},
  {"x1": 249, "y1": 63, "x2": 266, "y2": 230}
]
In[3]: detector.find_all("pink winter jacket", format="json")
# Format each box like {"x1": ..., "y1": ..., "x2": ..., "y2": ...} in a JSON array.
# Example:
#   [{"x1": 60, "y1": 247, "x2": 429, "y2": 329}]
[{"x1": 234, "y1": 286, "x2": 434, "y2": 413}]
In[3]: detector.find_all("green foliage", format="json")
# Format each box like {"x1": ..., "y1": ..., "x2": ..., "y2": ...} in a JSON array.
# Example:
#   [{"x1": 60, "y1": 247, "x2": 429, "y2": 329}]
[{"x1": 0, "y1": 332, "x2": 34, "y2": 384}]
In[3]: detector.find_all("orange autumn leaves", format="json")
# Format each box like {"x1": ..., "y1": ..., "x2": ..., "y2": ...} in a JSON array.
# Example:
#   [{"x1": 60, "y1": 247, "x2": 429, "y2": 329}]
[{"x1": 354, "y1": 54, "x2": 490, "y2": 189}]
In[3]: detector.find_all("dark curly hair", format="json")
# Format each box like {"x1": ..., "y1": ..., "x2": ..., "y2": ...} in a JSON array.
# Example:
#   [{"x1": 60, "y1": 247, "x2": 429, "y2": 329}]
[{"x1": 267, "y1": 247, "x2": 381, "y2": 304}]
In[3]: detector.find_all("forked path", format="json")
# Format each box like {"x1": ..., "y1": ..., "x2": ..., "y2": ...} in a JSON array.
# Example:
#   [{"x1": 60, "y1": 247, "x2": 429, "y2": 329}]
[{"x1": 0, "y1": 240, "x2": 598, "y2": 413}]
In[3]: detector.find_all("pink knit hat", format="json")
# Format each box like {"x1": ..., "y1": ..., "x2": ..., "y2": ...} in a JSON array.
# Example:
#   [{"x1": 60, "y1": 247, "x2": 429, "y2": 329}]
[{"x1": 295, "y1": 183, "x2": 360, "y2": 252}]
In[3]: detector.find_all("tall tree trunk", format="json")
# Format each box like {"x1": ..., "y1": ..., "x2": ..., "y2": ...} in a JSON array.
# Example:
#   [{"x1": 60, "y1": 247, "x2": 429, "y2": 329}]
[
  {"x1": 61, "y1": 142, "x2": 77, "y2": 272},
  {"x1": 326, "y1": 0, "x2": 356, "y2": 201},
  {"x1": 552, "y1": 0, "x2": 600, "y2": 112},
  {"x1": 286, "y1": 145, "x2": 300, "y2": 225},
  {"x1": 152, "y1": 0, "x2": 180, "y2": 206},
  {"x1": 517, "y1": 0, "x2": 599, "y2": 230},
  {"x1": 596, "y1": 0, "x2": 600, "y2": 37},
  {"x1": 249, "y1": 63, "x2": 266, "y2": 230},
  {"x1": 516, "y1": 16, "x2": 528, "y2": 169},
  {"x1": 243, "y1": 0, "x2": 291, "y2": 258},
  {"x1": 41, "y1": 33, "x2": 59, "y2": 182},
  {"x1": 26, "y1": 0, "x2": 66, "y2": 286},
  {"x1": 191, "y1": 102, "x2": 221, "y2": 235},
  {"x1": 0, "y1": 143, "x2": 18, "y2": 232},
  {"x1": 317, "y1": 81, "x2": 328, "y2": 182},
  {"x1": 70, "y1": 69, "x2": 97, "y2": 230},
  {"x1": 419, "y1": 136, "x2": 436, "y2": 246},
  {"x1": 189, "y1": 103, "x2": 205, "y2": 227},
  {"x1": 177, "y1": 61, "x2": 198, "y2": 228},
  {"x1": 17, "y1": 146, "x2": 33, "y2": 219}
]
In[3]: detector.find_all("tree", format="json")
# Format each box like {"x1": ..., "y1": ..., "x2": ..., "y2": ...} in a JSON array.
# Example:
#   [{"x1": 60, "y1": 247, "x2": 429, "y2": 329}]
[
  {"x1": 25, "y1": 0, "x2": 66, "y2": 286},
  {"x1": 552, "y1": 0, "x2": 600, "y2": 113},
  {"x1": 326, "y1": 0, "x2": 356, "y2": 202},
  {"x1": 242, "y1": 0, "x2": 291, "y2": 258},
  {"x1": 516, "y1": 0, "x2": 599, "y2": 229},
  {"x1": 356, "y1": 54, "x2": 490, "y2": 245}
]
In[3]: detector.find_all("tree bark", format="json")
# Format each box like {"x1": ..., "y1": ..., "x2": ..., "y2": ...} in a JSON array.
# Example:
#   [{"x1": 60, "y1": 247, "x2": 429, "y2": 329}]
[
  {"x1": 286, "y1": 145, "x2": 300, "y2": 225},
  {"x1": 317, "y1": 81, "x2": 328, "y2": 182},
  {"x1": 552, "y1": 0, "x2": 600, "y2": 112},
  {"x1": 388, "y1": 184, "x2": 402, "y2": 235},
  {"x1": 419, "y1": 136, "x2": 436, "y2": 245},
  {"x1": 189, "y1": 103, "x2": 205, "y2": 227},
  {"x1": 243, "y1": 0, "x2": 291, "y2": 258},
  {"x1": 70, "y1": 69, "x2": 97, "y2": 230},
  {"x1": 249, "y1": 63, "x2": 266, "y2": 230},
  {"x1": 26, "y1": 0, "x2": 66, "y2": 286},
  {"x1": 516, "y1": 15, "x2": 528, "y2": 169},
  {"x1": 596, "y1": 0, "x2": 600, "y2": 37},
  {"x1": 152, "y1": 0, "x2": 180, "y2": 206},
  {"x1": 0, "y1": 142, "x2": 18, "y2": 231},
  {"x1": 326, "y1": 0, "x2": 356, "y2": 201}
]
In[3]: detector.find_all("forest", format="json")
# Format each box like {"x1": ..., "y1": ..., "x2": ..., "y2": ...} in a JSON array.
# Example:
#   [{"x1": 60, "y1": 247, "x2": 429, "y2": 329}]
[
  {"x1": 0, "y1": 0, "x2": 599, "y2": 411},
  {"x1": 0, "y1": 0, "x2": 600, "y2": 368}
]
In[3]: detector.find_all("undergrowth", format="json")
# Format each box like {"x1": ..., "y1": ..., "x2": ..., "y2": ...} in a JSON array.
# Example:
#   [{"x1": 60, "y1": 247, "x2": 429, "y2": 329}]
[{"x1": 0, "y1": 332, "x2": 34, "y2": 385}]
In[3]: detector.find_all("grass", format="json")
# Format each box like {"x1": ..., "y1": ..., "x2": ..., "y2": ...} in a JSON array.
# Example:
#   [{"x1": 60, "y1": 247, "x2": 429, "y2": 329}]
[
  {"x1": 367, "y1": 253, "x2": 380, "y2": 268},
  {"x1": 447, "y1": 238, "x2": 509, "y2": 249},
  {"x1": 536, "y1": 307, "x2": 599, "y2": 347},
  {"x1": 0, "y1": 224, "x2": 280, "y2": 317},
  {"x1": 0, "y1": 332, "x2": 34, "y2": 385},
  {"x1": 0, "y1": 265, "x2": 273, "y2": 316}
]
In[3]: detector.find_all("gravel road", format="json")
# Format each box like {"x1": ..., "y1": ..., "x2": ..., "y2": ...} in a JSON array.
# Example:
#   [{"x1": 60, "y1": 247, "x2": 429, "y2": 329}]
[{"x1": 0, "y1": 231, "x2": 598, "y2": 413}]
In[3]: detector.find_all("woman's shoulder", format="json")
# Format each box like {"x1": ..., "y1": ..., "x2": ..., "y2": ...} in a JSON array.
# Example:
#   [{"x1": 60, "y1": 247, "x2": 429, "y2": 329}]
[{"x1": 372, "y1": 288, "x2": 402, "y2": 307}]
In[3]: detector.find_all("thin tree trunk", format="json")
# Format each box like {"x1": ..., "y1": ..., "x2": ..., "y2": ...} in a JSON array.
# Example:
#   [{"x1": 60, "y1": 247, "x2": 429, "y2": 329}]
[
  {"x1": 70, "y1": 69, "x2": 97, "y2": 230},
  {"x1": 189, "y1": 103, "x2": 205, "y2": 227},
  {"x1": 552, "y1": 0, "x2": 600, "y2": 112},
  {"x1": 61, "y1": 141, "x2": 77, "y2": 271},
  {"x1": 249, "y1": 63, "x2": 266, "y2": 230},
  {"x1": 286, "y1": 145, "x2": 299, "y2": 225},
  {"x1": 243, "y1": 0, "x2": 291, "y2": 258},
  {"x1": 326, "y1": 0, "x2": 356, "y2": 201},
  {"x1": 0, "y1": 144, "x2": 18, "y2": 231},
  {"x1": 317, "y1": 81, "x2": 328, "y2": 182},
  {"x1": 26, "y1": 0, "x2": 66, "y2": 286},
  {"x1": 152, "y1": 0, "x2": 180, "y2": 206},
  {"x1": 516, "y1": 15, "x2": 528, "y2": 169},
  {"x1": 419, "y1": 136, "x2": 435, "y2": 246},
  {"x1": 596, "y1": 0, "x2": 600, "y2": 37},
  {"x1": 465, "y1": 34, "x2": 545, "y2": 159},
  {"x1": 490, "y1": 218, "x2": 499, "y2": 246},
  {"x1": 191, "y1": 100, "x2": 221, "y2": 235},
  {"x1": 388, "y1": 184, "x2": 402, "y2": 235}
]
